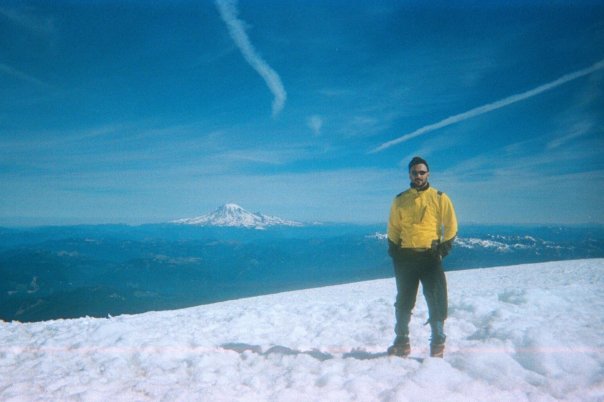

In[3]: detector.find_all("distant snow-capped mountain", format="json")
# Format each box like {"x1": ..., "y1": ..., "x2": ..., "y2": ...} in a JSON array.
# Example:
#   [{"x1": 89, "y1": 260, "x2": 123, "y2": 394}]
[{"x1": 172, "y1": 203, "x2": 303, "y2": 229}]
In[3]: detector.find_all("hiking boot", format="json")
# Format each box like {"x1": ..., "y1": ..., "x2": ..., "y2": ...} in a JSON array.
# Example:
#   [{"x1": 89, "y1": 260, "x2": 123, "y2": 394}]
[
  {"x1": 429, "y1": 320, "x2": 446, "y2": 358},
  {"x1": 430, "y1": 342, "x2": 445, "y2": 358},
  {"x1": 387, "y1": 337, "x2": 411, "y2": 357}
]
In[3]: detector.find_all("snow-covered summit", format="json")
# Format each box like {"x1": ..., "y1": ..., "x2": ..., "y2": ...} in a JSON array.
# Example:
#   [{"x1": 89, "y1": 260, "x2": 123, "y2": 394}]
[
  {"x1": 1, "y1": 259, "x2": 602, "y2": 401},
  {"x1": 172, "y1": 203, "x2": 303, "y2": 229}
]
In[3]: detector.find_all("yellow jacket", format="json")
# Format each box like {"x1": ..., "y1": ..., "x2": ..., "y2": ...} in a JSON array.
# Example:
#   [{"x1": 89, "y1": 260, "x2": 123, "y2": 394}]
[{"x1": 388, "y1": 186, "x2": 457, "y2": 249}]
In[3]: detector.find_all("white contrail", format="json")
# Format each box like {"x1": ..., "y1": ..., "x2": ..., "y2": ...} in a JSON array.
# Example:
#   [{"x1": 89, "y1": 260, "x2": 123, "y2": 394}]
[
  {"x1": 215, "y1": 0, "x2": 287, "y2": 117},
  {"x1": 372, "y1": 59, "x2": 604, "y2": 153}
]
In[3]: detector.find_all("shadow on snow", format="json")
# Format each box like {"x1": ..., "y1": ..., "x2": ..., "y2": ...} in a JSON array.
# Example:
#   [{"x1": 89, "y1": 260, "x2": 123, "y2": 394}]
[{"x1": 221, "y1": 342, "x2": 424, "y2": 363}]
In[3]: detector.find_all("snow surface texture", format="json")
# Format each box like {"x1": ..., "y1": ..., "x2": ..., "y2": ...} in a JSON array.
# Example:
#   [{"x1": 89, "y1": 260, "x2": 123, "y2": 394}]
[
  {"x1": 172, "y1": 203, "x2": 303, "y2": 229},
  {"x1": 1, "y1": 259, "x2": 603, "y2": 401}
]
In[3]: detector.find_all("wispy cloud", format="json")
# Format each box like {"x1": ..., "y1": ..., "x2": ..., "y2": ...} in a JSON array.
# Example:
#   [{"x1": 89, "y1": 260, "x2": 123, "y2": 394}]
[
  {"x1": 372, "y1": 59, "x2": 604, "y2": 153},
  {"x1": 0, "y1": 63, "x2": 49, "y2": 88},
  {"x1": 547, "y1": 120, "x2": 594, "y2": 150},
  {"x1": 433, "y1": 138, "x2": 604, "y2": 224},
  {"x1": 0, "y1": 6, "x2": 55, "y2": 36},
  {"x1": 307, "y1": 115, "x2": 323, "y2": 136},
  {"x1": 211, "y1": 141, "x2": 322, "y2": 169},
  {"x1": 215, "y1": 0, "x2": 287, "y2": 117},
  {"x1": 441, "y1": 132, "x2": 602, "y2": 185},
  {"x1": 341, "y1": 115, "x2": 393, "y2": 138}
]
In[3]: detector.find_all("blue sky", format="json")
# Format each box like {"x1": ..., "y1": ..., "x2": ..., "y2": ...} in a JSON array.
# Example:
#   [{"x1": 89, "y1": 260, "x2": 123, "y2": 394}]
[{"x1": 1, "y1": 0, "x2": 603, "y2": 226}]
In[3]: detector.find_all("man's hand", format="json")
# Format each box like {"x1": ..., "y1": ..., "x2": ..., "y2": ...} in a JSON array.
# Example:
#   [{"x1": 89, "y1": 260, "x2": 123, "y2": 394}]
[
  {"x1": 388, "y1": 240, "x2": 401, "y2": 259},
  {"x1": 430, "y1": 240, "x2": 442, "y2": 260},
  {"x1": 431, "y1": 238, "x2": 454, "y2": 258},
  {"x1": 439, "y1": 237, "x2": 454, "y2": 257}
]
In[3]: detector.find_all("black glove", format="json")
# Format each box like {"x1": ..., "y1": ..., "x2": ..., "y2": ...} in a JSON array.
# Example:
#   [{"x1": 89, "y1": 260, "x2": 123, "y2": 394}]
[
  {"x1": 439, "y1": 238, "x2": 454, "y2": 258},
  {"x1": 388, "y1": 240, "x2": 401, "y2": 259},
  {"x1": 430, "y1": 240, "x2": 441, "y2": 259},
  {"x1": 431, "y1": 238, "x2": 455, "y2": 259}
]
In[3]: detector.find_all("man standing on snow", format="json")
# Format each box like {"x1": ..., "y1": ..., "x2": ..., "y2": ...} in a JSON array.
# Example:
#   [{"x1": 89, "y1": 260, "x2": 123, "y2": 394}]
[{"x1": 387, "y1": 156, "x2": 457, "y2": 358}]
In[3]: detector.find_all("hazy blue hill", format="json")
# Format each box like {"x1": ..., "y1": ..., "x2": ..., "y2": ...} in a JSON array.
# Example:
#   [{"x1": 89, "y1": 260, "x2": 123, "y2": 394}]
[
  {"x1": 0, "y1": 249, "x2": 72, "y2": 296},
  {"x1": 0, "y1": 223, "x2": 602, "y2": 322},
  {"x1": 0, "y1": 223, "x2": 384, "y2": 247}
]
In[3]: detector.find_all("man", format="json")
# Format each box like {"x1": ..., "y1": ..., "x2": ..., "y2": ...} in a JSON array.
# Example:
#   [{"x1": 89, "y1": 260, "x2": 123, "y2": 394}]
[{"x1": 387, "y1": 156, "x2": 457, "y2": 358}]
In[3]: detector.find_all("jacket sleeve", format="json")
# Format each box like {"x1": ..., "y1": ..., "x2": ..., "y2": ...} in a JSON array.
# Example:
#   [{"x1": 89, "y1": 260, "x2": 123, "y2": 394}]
[
  {"x1": 441, "y1": 193, "x2": 458, "y2": 243},
  {"x1": 387, "y1": 198, "x2": 402, "y2": 246}
]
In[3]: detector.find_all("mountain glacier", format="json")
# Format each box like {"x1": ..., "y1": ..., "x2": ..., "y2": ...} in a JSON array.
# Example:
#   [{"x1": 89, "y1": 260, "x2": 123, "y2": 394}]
[{"x1": 172, "y1": 203, "x2": 303, "y2": 229}]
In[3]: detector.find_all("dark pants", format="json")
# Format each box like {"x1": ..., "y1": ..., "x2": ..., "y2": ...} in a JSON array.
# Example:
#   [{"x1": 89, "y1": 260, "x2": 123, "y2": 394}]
[{"x1": 392, "y1": 249, "x2": 448, "y2": 338}]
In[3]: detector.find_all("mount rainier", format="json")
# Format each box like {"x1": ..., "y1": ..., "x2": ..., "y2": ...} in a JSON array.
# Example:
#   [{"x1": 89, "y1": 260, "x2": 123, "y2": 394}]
[{"x1": 172, "y1": 203, "x2": 303, "y2": 229}]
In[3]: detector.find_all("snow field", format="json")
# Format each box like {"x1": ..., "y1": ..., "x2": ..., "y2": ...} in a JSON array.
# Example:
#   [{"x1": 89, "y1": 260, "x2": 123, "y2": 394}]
[{"x1": 0, "y1": 259, "x2": 603, "y2": 401}]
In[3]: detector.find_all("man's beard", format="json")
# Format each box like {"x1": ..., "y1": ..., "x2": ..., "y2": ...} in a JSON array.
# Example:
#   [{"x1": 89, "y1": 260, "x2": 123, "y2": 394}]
[{"x1": 411, "y1": 179, "x2": 428, "y2": 189}]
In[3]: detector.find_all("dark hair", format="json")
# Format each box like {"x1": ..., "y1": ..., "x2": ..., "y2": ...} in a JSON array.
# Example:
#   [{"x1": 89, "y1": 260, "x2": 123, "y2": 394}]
[{"x1": 408, "y1": 156, "x2": 429, "y2": 172}]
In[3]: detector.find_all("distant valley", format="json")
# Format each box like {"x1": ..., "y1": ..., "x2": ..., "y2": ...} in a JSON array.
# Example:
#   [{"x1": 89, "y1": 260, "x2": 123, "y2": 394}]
[{"x1": 1, "y1": 218, "x2": 602, "y2": 322}]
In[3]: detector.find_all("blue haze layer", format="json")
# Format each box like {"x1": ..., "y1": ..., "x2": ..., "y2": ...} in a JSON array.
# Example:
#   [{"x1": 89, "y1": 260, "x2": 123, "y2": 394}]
[{"x1": 1, "y1": 224, "x2": 602, "y2": 322}]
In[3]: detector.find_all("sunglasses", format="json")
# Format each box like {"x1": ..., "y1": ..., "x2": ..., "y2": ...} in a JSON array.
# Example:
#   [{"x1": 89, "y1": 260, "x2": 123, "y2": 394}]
[{"x1": 411, "y1": 170, "x2": 428, "y2": 176}]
